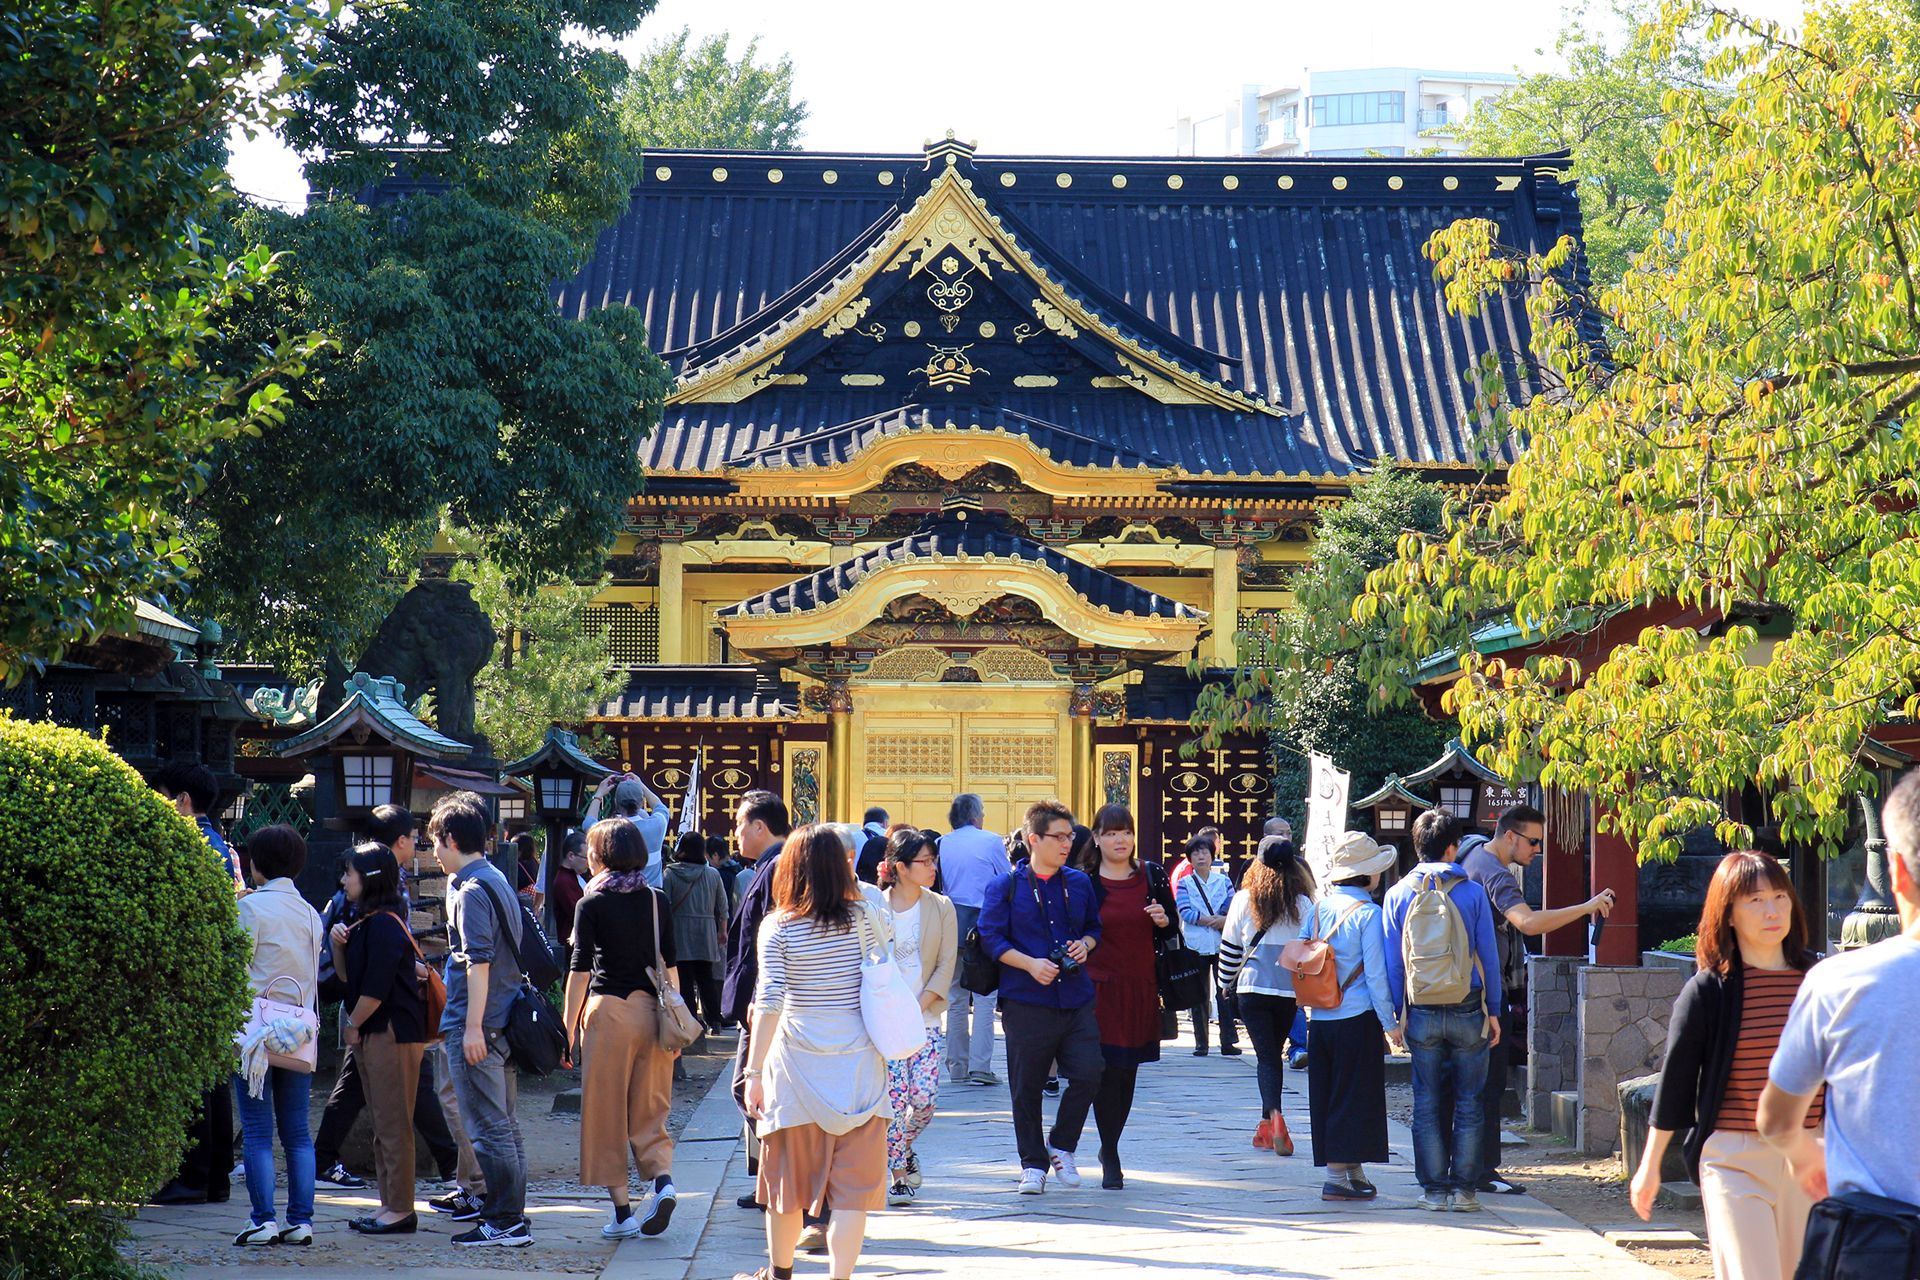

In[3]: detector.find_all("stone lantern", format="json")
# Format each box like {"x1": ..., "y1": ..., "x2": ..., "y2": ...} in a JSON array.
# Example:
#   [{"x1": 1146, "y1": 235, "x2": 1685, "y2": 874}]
[{"x1": 278, "y1": 672, "x2": 470, "y2": 831}]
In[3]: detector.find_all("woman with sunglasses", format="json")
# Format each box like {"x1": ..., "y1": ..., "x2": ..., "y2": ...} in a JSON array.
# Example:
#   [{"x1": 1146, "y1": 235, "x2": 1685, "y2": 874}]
[{"x1": 877, "y1": 829, "x2": 956, "y2": 1206}]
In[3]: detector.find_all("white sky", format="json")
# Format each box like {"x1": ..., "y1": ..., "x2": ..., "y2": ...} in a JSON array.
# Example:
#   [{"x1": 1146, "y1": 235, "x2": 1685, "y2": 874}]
[{"x1": 226, "y1": 0, "x2": 1813, "y2": 210}]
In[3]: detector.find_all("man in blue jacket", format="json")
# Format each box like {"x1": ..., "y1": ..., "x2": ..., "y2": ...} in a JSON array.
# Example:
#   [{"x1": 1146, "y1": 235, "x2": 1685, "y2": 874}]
[
  {"x1": 1382, "y1": 809, "x2": 1504, "y2": 1213},
  {"x1": 978, "y1": 798, "x2": 1103, "y2": 1195}
]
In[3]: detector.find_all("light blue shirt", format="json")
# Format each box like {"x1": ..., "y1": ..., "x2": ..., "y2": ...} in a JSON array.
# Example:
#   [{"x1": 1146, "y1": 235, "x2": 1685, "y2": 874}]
[
  {"x1": 1307, "y1": 885, "x2": 1397, "y2": 1029},
  {"x1": 584, "y1": 806, "x2": 671, "y2": 888},
  {"x1": 935, "y1": 824, "x2": 1012, "y2": 909}
]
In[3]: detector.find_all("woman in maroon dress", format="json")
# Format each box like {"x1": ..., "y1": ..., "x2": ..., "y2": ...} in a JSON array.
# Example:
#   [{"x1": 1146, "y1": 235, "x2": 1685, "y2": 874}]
[{"x1": 1076, "y1": 804, "x2": 1181, "y2": 1189}]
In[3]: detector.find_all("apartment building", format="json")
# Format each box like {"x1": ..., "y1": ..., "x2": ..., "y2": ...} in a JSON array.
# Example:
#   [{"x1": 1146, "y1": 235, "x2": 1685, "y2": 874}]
[{"x1": 1176, "y1": 67, "x2": 1517, "y2": 158}]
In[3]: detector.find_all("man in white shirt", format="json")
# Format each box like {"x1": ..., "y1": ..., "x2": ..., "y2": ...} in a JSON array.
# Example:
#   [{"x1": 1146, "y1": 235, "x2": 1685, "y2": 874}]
[{"x1": 938, "y1": 793, "x2": 1014, "y2": 1086}]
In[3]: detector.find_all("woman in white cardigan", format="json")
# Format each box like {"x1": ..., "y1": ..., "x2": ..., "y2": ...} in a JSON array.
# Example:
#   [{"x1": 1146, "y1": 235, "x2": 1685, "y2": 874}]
[
  {"x1": 1215, "y1": 836, "x2": 1317, "y2": 1156},
  {"x1": 877, "y1": 828, "x2": 956, "y2": 1206}
]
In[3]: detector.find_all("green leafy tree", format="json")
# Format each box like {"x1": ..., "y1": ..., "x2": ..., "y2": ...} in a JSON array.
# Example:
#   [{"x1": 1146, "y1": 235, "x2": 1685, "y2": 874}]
[
  {"x1": 1357, "y1": 0, "x2": 1920, "y2": 862},
  {"x1": 0, "y1": 717, "x2": 250, "y2": 1274},
  {"x1": 1458, "y1": 1, "x2": 1719, "y2": 292},
  {"x1": 441, "y1": 521, "x2": 625, "y2": 762},
  {"x1": 186, "y1": 0, "x2": 673, "y2": 672},
  {"x1": 618, "y1": 28, "x2": 808, "y2": 151},
  {"x1": 1191, "y1": 468, "x2": 1454, "y2": 821},
  {"x1": 0, "y1": 0, "x2": 330, "y2": 682}
]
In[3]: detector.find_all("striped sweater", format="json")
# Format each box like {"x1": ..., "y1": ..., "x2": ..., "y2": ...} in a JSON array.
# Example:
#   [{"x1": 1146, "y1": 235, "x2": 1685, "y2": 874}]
[{"x1": 1216, "y1": 891, "x2": 1317, "y2": 998}]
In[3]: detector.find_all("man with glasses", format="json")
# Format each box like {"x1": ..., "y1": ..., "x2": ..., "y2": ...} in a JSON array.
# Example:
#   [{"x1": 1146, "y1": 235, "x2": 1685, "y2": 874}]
[
  {"x1": 977, "y1": 799, "x2": 1102, "y2": 1195},
  {"x1": 1456, "y1": 804, "x2": 1616, "y2": 1194}
]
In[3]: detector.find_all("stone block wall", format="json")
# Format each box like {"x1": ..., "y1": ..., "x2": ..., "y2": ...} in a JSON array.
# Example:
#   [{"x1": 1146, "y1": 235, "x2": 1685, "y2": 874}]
[
  {"x1": 1526, "y1": 956, "x2": 1581, "y2": 1130},
  {"x1": 1576, "y1": 965, "x2": 1686, "y2": 1156}
]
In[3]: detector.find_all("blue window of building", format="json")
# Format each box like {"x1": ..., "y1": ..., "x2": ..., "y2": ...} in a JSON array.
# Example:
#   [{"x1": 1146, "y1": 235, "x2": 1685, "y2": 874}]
[{"x1": 1309, "y1": 91, "x2": 1406, "y2": 128}]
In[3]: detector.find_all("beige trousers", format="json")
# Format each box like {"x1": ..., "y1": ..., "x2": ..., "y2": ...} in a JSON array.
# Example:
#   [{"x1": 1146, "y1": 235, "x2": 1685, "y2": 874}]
[
  {"x1": 579, "y1": 991, "x2": 675, "y2": 1187},
  {"x1": 1700, "y1": 1127, "x2": 1818, "y2": 1280},
  {"x1": 431, "y1": 1040, "x2": 486, "y2": 1195}
]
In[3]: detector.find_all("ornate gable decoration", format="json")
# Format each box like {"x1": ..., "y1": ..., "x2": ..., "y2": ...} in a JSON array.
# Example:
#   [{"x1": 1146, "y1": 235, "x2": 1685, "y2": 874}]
[{"x1": 669, "y1": 145, "x2": 1278, "y2": 418}]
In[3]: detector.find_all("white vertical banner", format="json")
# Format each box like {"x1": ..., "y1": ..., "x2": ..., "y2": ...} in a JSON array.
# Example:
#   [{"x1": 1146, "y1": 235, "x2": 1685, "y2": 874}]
[
  {"x1": 1305, "y1": 751, "x2": 1351, "y2": 876},
  {"x1": 677, "y1": 746, "x2": 703, "y2": 836}
]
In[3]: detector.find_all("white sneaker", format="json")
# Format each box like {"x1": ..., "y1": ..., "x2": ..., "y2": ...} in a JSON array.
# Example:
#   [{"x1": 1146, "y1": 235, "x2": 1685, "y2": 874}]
[
  {"x1": 1419, "y1": 1190, "x2": 1453, "y2": 1211},
  {"x1": 601, "y1": 1208, "x2": 642, "y2": 1239},
  {"x1": 639, "y1": 1184, "x2": 676, "y2": 1236},
  {"x1": 1017, "y1": 1168, "x2": 1046, "y2": 1195},
  {"x1": 233, "y1": 1220, "x2": 278, "y2": 1246},
  {"x1": 276, "y1": 1223, "x2": 312, "y2": 1246},
  {"x1": 887, "y1": 1180, "x2": 916, "y2": 1207},
  {"x1": 1048, "y1": 1146, "x2": 1082, "y2": 1189}
]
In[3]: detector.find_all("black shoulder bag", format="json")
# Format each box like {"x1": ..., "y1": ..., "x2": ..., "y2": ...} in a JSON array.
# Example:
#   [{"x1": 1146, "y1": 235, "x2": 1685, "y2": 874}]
[
  {"x1": 1795, "y1": 1191, "x2": 1920, "y2": 1280},
  {"x1": 475, "y1": 881, "x2": 569, "y2": 1077},
  {"x1": 1150, "y1": 863, "x2": 1210, "y2": 1011}
]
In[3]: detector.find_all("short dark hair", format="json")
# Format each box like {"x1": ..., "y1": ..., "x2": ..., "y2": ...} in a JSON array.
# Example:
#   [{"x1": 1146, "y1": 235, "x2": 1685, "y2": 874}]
[
  {"x1": 155, "y1": 761, "x2": 219, "y2": 815},
  {"x1": 365, "y1": 803, "x2": 413, "y2": 848},
  {"x1": 1197, "y1": 826, "x2": 1222, "y2": 849},
  {"x1": 561, "y1": 828, "x2": 587, "y2": 860},
  {"x1": 738, "y1": 790, "x2": 790, "y2": 838},
  {"x1": 880, "y1": 827, "x2": 938, "y2": 886},
  {"x1": 675, "y1": 830, "x2": 708, "y2": 864},
  {"x1": 863, "y1": 806, "x2": 889, "y2": 826},
  {"x1": 1185, "y1": 833, "x2": 1216, "y2": 857},
  {"x1": 588, "y1": 817, "x2": 648, "y2": 872},
  {"x1": 246, "y1": 824, "x2": 307, "y2": 880},
  {"x1": 1412, "y1": 808, "x2": 1461, "y2": 863},
  {"x1": 705, "y1": 833, "x2": 729, "y2": 860},
  {"x1": 513, "y1": 832, "x2": 537, "y2": 862},
  {"x1": 427, "y1": 793, "x2": 488, "y2": 855},
  {"x1": 1496, "y1": 804, "x2": 1546, "y2": 837},
  {"x1": 1025, "y1": 797, "x2": 1074, "y2": 838},
  {"x1": 348, "y1": 842, "x2": 406, "y2": 914}
]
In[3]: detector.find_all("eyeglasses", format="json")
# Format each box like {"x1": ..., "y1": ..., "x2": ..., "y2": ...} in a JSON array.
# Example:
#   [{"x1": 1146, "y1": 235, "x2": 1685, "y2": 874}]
[
  {"x1": 1520, "y1": 835, "x2": 1544, "y2": 849},
  {"x1": 1033, "y1": 828, "x2": 1074, "y2": 844},
  {"x1": 910, "y1": 855, "x2": 938, "y2": 868}
]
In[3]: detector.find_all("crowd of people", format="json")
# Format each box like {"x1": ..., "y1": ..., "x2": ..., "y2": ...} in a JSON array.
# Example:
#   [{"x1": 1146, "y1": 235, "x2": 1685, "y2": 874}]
[{"x1": 147, "y1": 758, "x2": 1920, "y2": 1279}]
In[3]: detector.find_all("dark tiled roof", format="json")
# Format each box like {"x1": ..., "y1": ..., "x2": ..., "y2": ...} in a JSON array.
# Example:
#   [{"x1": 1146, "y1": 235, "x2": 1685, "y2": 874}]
[
  {"x1": 599, "y1": 666, "x2": 797, "y2": 719},
  {"x1": 727, "y1": 403, "x2": 1170, "y2": 472},
  {"x1": 554, "y1": 148, "x2": 1582, "y2": 479},
  {"x1": 1124, "y1": 667, "x2": 1229, "y2": 722},
  {"x1": 719, "y1": 507, "x2": 1200, "y2": 621}
]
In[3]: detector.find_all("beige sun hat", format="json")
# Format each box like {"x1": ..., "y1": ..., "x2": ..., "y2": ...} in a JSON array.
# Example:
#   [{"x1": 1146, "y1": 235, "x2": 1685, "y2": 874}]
[{"x1": 1322, "y1": 831, "x2": 1397, "y2": 879}]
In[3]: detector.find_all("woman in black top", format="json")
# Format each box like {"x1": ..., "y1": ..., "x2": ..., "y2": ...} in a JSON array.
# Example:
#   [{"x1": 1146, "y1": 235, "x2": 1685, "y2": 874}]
[
  {"x1": 1632, "y1": 851, "x2": 1820, "y2": 1280},
  {"x1": 563, "y1": 819, "x2": 680, "y2": 1240},
  {"x1": 331, "y1": 843, "x2": 426, "y2": 1234}
]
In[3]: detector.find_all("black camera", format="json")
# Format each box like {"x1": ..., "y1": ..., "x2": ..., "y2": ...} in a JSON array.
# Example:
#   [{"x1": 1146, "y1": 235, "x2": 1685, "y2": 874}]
[{"x1": 1048, "y1": 943, "x2": 1083, "y2": 979}]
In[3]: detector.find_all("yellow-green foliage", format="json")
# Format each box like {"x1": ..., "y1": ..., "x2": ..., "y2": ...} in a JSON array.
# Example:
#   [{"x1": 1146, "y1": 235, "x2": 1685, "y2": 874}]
[{"x1": 0, "y1": 715, "x2": 250, "y2": 1275}]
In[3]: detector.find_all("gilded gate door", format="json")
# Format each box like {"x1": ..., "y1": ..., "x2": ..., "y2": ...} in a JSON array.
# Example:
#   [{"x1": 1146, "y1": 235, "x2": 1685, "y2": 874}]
[{"x1": 855, "y1": 693, "x2": 1065, "y2": 834}]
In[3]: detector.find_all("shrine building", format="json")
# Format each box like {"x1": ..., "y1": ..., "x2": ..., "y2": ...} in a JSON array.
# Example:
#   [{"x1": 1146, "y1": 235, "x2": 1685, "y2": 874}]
[{"x1": 556, "y1": 135, "x2": 1579, "y2": 863}]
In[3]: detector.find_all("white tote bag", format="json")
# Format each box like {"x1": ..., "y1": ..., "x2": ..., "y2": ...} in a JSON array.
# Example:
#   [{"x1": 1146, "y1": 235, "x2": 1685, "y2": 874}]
[{"x1": 855, "y1": 904, "x2": 928, "y2": 1061}]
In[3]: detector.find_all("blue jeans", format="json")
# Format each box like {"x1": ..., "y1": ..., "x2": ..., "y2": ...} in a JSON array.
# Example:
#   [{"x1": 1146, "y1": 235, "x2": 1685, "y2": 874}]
[
  {"x1": 232, "y1": 1068, "x2": 315, "y2": 1227},
  {"x1": 1407, "y1": 998, "x2": 1491, "y2": 1193},
  {"x1": 447, "y1": 1028, "x2": 525, "y2": 1228}
]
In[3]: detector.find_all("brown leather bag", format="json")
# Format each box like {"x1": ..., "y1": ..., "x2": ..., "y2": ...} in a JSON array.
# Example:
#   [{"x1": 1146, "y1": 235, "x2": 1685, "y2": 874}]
[{"x1": 1279, "y1": 897, "x2": 1367, "y2": 1010}]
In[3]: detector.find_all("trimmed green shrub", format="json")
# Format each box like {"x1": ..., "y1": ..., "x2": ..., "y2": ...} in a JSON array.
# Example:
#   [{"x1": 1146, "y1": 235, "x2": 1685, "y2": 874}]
[
  {"x1": 0, "y1": 716, "x2": 251, "y2": 1276},
  {"x1": 1657, "y1": 933, "x2": 1699, "y2": 955}
]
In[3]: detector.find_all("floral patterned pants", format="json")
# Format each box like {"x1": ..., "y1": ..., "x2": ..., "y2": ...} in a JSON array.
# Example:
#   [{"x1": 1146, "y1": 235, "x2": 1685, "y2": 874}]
[{"x1": 886, "y1": 1028, "x2": 945, "y2": 1172}]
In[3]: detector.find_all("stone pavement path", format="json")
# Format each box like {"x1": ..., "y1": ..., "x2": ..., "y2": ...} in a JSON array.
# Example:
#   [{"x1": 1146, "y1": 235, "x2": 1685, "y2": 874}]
[
  {"x1": 675, "y1": 1029, "x2": 1669, "y2": 1280},
  {"x1": 131, "y1": 1027, "x2": 1670, "y2": 1280}
]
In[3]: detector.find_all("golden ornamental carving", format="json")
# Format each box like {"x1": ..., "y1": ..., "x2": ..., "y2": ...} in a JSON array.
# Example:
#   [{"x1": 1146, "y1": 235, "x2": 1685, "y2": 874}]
[
  {"x1": 1030, "y1": 299, "x2": 1079, "y2": 340},
  {"x1": 1223, "y1": 175, "x2": 1239, "y2": 190},
  {"x1": 1111, "y1": 174, "x2": 1127, "y2": 189},
  {"x1": 867, "y1": 733, "x2": 954, "y2": 777},
  {"x1": 1388, "y1": 175, "x2": 1403, "y2": 190},
  {"x1": 769, "y1": 169, "x2": 784, "y2": 183},
  {"x1": 968, "y1": 735, "x2": 1058, "y2": 778},
  {"x1": 903, "y1": 320, "x2": 922, "y2": 337},
  {"x1": 1000, "y1": 172, "x2": 1016, "y2": 187},
  {"x1": 879, "y1": 170, "x2": 896, "y2": 184},
  {"x1": 654, "y1": 166, "x2": 672, "y2": 181},
  {"x1": 1332, "y1": 176, "x2": 1347, "y2": 191},
  {"x1": 713, "y1": 167, "x2": 729, "y2": 182},
  {"x1": 820, "y1": 296, "x2": 872, "y2": 338},
  {"x1": 1167, "y1": 174, "x2": 1184, "y2": 190},
  {"x1": 1012, "y1": 374, "x2": 1057, "y2": 388},
  {"x1": 823, "y1": 170, "x2": 839, "y2": 184},
  {"x1": 702, "y1": 353, "x2": 785, "y2": 403},
  {"x1": 668, "y1": 166, "x2": 1279, "y2": 416}
]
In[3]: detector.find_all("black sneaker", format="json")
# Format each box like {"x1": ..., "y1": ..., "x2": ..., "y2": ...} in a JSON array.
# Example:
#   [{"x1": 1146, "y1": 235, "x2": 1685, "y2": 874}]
[
  {"x1": 316, "y1": 1162, "x2": 367, "y2": 1189},
  {"x1": 452, "y1": 1218, "x2": 532, "y2": 1247},
  {"x1": 430, "y1": 1190, "x2": 484, "y2": 1221},
  {"x1": 1042, "y1": 1077, "x2": 1060, "y2": 1096}
]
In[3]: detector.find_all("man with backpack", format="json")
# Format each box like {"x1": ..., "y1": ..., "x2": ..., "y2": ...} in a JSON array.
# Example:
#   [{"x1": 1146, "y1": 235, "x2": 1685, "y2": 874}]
[
  {"x1": 1454, "y1": 804, "x2": 1617, "y2": 1195},
  {"x1": 1383, "y1": 809, "x2": 1504, "y2": 1213}
]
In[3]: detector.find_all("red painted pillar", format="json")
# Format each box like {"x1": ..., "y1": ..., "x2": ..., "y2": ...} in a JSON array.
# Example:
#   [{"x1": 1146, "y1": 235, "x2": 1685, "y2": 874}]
[
  {"x1": 1542, "y1": 789, "x2": 1589, "y2": 957},
  {"x1": 1591, "y1": 812, "x2": 1640, "y2": 966}
]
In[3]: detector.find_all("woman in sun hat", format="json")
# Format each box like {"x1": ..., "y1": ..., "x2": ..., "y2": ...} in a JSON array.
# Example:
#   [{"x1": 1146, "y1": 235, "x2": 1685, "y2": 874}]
[{"x1": 1305, "y1": 831, "x2": 1403, "y2": 1202}]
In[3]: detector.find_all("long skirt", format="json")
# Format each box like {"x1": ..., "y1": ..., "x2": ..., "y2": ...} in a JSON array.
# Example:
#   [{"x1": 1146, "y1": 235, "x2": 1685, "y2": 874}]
[{"x1": 1307, "y1": 1009, "x2": 1389, "y2": 1166}]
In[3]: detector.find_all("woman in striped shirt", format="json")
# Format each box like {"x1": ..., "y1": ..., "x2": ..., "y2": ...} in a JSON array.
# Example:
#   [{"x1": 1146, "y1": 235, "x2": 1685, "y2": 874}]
[
  {"x1": 737, "y1": 825, "x2": 892, "y2": 1280},
  {"x1": 1633, "y1": 851, "x2": 1823, "y2": 1280}
]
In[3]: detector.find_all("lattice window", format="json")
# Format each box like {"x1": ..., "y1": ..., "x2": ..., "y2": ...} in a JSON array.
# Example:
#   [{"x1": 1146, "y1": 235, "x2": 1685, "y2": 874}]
[
  {"x1": 1439, "y1": 786, "x2": 1475, "y2": 820},
  {"x1": 232, "y1": 781, "x2": 312, "y2": 842},
  {"x1": 865, "y1": 647, "x2": 950, "y2": 682},
  {"x1": 584, "y1": 603, "x2": 660, "y2": 665},
  {"x1": 975, "y1": 648, "x2": 1056, "y2": 681},
  {"x1": 967, "y1": 736, "x2": 1058, "y2": 778},
  {"x1": 498, "y1": 795, "x2": 528, "y2": 824},
  {"x1": 1376, "y1": 807, "x2": 1409, "y2": 831},
  {"x1": 867, "y1": 734, "x2": 955, "y2": 777}
]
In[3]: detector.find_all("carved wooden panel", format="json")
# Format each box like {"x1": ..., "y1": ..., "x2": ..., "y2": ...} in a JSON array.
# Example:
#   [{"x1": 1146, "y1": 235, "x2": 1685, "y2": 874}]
[{"x1": 867, "y1": 733, "x2": 956, "y2": 777}]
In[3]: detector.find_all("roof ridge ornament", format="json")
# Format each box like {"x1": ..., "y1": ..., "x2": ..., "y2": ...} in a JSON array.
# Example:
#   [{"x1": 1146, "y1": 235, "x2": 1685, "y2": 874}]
[{"x1": 924, "y1": 131, "x2": 978, "y2": 169}]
